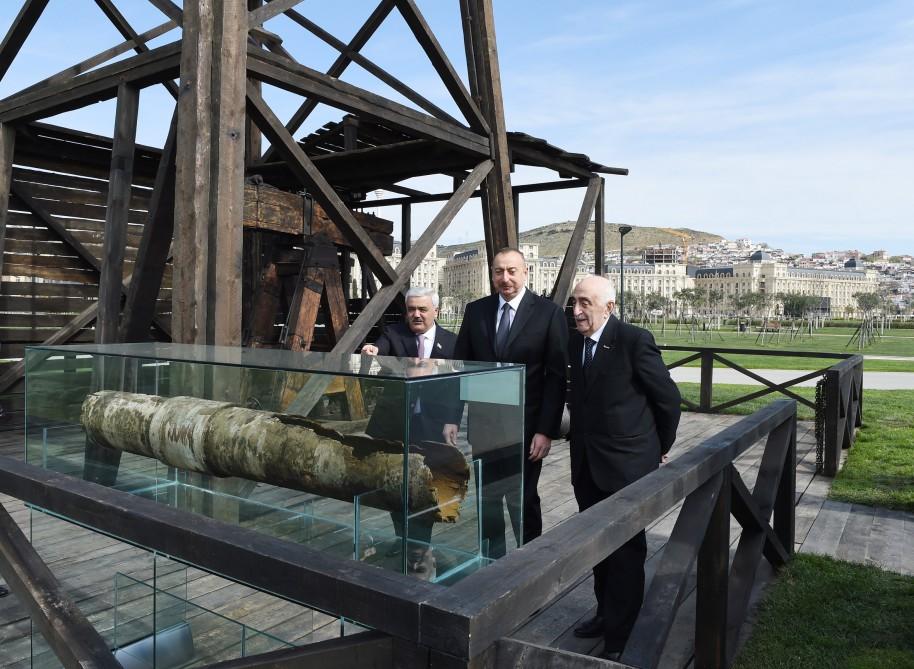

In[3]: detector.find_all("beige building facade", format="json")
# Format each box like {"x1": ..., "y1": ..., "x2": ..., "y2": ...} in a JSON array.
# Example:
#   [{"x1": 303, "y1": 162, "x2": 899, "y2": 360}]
[{"x1": 692, "y1": 252, "x2": 879, "y2": 316}]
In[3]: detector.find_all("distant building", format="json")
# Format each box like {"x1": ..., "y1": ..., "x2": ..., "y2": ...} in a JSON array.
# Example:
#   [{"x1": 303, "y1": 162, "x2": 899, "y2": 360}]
[{"x1": 692, "y1": 250, "x2": 879, "y2": 316}]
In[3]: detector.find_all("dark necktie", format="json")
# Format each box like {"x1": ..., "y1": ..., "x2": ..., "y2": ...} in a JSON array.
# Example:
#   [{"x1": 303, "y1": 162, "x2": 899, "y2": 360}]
[
  {"x1": 583, "y1": 337, "x2": 596, "y2": 375},
  {"x1": 495, "y1": 303, "x2": 511, "y2": 358}
]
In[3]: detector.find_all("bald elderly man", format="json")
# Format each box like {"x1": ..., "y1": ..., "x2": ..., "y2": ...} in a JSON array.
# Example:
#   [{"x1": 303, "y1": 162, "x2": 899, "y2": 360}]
[{"x1": 567, "y1": 275, "x2": 681, "y2": 659}]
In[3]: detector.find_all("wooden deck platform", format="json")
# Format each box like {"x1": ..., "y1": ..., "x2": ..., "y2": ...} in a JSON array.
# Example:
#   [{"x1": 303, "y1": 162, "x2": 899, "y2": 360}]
[{"x1": 1, "y1": 411, "x2": 911, "y2": 667}]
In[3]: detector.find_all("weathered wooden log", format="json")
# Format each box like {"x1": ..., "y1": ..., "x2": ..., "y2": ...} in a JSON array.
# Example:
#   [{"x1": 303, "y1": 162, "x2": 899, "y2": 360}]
[{"x1": 80, "y1": 390, "x2": 468, "y2": 522}]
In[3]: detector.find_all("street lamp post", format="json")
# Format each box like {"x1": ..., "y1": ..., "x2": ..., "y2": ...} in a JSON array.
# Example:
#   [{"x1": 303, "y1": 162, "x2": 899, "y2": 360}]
[{"x1": 618, "y1": 225, "x2": 633, "y2": 320}]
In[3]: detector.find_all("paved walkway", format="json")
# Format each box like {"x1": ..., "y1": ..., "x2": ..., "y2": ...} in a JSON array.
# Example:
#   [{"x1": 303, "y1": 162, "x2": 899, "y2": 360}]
[{"x1": 670, "y1": 367, "x2": 914, "y2": 389}]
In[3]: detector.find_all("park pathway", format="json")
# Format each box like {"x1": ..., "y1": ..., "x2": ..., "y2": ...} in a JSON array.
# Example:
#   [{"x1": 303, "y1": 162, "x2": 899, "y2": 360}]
[{"x1": 670, "y1": 367, "x2": 914, "y2": 389}]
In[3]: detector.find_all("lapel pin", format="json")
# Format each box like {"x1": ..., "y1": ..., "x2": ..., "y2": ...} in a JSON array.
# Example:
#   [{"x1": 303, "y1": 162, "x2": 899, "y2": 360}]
[
  {"x1": 603, "y1": 344, "x2": 614, "y2": 350},
  {"x1": 436, "y1": 342, "x2": 442, "y2": 349}
]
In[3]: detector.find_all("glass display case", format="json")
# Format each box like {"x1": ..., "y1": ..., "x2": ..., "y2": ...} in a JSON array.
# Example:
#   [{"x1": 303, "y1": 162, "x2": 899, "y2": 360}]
[{"x1": 23, "y1": 343, "x2": 525, "y2": 666}]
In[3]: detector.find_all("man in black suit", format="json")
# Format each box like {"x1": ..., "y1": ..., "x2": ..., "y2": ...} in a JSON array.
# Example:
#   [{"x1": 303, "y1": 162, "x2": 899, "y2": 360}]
[
  {"x1": 567, "y1": 275, "x2": 681, "y2": 658},
  {"x1": 445, "y1": 247, "x2": 568, "y2": 558},
  {"x1": 362, "y1": 286, "x2": 456, "y2": 578}
]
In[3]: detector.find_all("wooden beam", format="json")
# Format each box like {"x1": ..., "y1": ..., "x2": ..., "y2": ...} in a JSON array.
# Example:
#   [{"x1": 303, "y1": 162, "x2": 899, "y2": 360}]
[
  {"x1": 245, "y1": 83, "x2": 398, "y2": 285},
  {"x1": 622, "y1": 471, "x2": 723, "y2": 669},
  {"x1": 393, "y1": 0, "x2": 487, "y2": 132},
  {"x1": 595, "y1": 177, "x2": 605, "y2": 275},
  {"x1": 260, "y1": 0, "x2": 394, "y2": 163},
  {"x1": 510, "y1": 144, "x2": 595, "y2": 179},
  {"x1": 96, "y1": 83, "x2": 139, "y2": 344},
  {"x1": 202, "y1": 631, "x2": 393, "y2": 669},
  {"x1": 283, "y1": 8, "x2": 461, "y2": 125},
  {"x1": 93, "y1": 0, "x2": 180, "y2": 99},
  {"x1": 0, "y1": 269, "x2": 160, "y2": 394},
  {"x1": 173, "y1": 2, "x2": 247, "y2": 346},
  {"x1": 0, "y1": 0, "x2": 50, "y2": 81},
  {"x1": 285, "y1": 160, "x2": 491, "y2": 416},
  {"x1": 550, "y1": 176, "x2": 600, "y2": 306},
  {"x1": 19, "y1": 16, "x2": 176, "y2": 97},
  {"x1": 0, "y1": 124, "x2": 13, "y2": 281},
  {"x1": 464, "y1": 0, "x2": 516, "y2": 267},
  {"x1": 0, "y1": 501, "x2": 120, "y2": 669},
  {"x1": 147, "y1": 0, "x2": 182, "y2": 23},
  {"x1": 246, "y1": 48, "x2": 490, "y2": 157},
  {"x1": 362, "y1": 177, "x2": 589, "y2": 207},
  {"x1": 334, "y1": 159, "x2": 493, "y2": 353},
  {"x1": 0, "y1": 41, "x2": 182, "y2": 123},
  {"x1": 248, "y1": 0, "x2": 306, "y2": 27},
  {"x1": 120, "y1": 112, "x2": 178, "y2": 342}
]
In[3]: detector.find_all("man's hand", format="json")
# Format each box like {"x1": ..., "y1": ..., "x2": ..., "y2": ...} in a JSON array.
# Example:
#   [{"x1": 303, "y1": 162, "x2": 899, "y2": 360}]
[
  {"x1": 361, "y1": 344, "x2": 379, "y2": 355},
  {"x1": 529, "y1": 433, "x2": 552, "y2": 462},
  {"x1": 443, "y1": 424, "x2": 458, "y2": 446}
]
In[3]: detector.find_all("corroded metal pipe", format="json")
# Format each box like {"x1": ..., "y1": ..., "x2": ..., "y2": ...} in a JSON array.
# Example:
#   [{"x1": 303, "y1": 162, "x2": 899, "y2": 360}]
[{"x1": 80, "y1": 391, "x2": 468, "y2": 522}]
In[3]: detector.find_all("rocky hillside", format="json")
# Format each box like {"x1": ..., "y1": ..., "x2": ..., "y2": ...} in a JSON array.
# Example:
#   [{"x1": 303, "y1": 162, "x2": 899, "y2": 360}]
[{"x1": 438, "y1": 222, "x2": 722, "y2": 259}]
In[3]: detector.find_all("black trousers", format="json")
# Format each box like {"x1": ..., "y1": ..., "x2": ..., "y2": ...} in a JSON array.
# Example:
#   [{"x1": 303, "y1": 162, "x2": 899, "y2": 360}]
[
  {"x1": 573, "y1": 458, "x2": 646, "y2": 649},
  {"x1": 478, "y1": 442, "x2": 542, "y2": 559}
]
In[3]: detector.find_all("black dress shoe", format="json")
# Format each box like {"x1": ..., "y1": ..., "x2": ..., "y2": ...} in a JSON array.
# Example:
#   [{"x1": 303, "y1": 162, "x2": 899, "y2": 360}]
[{"x1": 573, "y1": 615, "x2": 604, "y2": 638}]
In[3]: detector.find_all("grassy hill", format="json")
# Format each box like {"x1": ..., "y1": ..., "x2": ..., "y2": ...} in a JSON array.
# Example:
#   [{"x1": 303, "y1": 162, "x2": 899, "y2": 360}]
[{"x1": 438, "y1": 222, "x2": 722, "y2": 259}]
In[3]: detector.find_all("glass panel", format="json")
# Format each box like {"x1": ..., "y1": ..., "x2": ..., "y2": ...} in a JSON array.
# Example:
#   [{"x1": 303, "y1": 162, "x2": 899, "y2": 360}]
[
  {"x1": 24, "y1": 344, "x2": 525, "y2": 597},
  {"x1": 25, "y1": 343, "x2": 522, "y2": 379}
]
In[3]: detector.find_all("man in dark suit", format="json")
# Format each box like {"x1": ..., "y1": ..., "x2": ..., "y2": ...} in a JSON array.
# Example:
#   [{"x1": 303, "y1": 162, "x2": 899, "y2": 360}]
[
  {"x1": 362, "y1": 286, "x2": 456, "y2": 578},
  {"x1": 444, "y1": 247, "x2": 568, "y2": 558},
  {"x1": 567, "y1": 275, "x2": 681, "y2": 658}
]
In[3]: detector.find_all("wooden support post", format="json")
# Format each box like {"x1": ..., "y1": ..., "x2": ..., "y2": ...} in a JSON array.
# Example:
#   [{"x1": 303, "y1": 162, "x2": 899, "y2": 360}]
[
  {"x1": 464, "y1": 0, "x2": 516, "y2": 268},
  {"x1": 120, "y1": 112, "x2": 178, "y2": 342},
  {"x1": 0, "y1": 124, "x2": 14, "y2": 282},
  {"x1": 550, "y1": 177, "x2": 600, "y2": 306},
  {"x1": 401, "y1": 203, "x2": 412, "y2": 255},
  {"x1": 695, "y1": 466, "x2": 730, "y2": 669},
  {"x1": 173, "y1": 1, "x2": 247, "y2": 346},
  {"x1": 700, "y1": 349, "x2": 714, "y2": 411},
  {"x1": 97, "y1": 83, "x2": 139, "y2": 345},
  {"x1": 246, "y1": 0, "x2": 264, "y2": 165},
  {"x1": 0, "y1": 501, "x2": 120, "y2": 669},
  {"x1": 595, "y1": 177, "x2": 605, "y2": 276}
]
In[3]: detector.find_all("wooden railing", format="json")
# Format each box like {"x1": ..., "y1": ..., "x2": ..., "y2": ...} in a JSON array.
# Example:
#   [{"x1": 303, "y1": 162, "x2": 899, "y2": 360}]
[
  {"x1": 0, "y1": 400, "x2": 798, "y2": 669},
  {"x1": 662, "y1": 346, "x2": 863, "y2": 475},
  {"x1": 819, "y1": 356, "x2": 863, "y2": 476}
]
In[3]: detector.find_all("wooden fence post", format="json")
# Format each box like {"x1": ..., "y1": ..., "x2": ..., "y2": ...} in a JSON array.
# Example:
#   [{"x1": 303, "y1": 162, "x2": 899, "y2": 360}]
[
  {"x1": 700, "y1": 349, "x2": 714, "y2": 411},
  {"x1": 695, "y1": 466, "x2": 730, "y2": 668}
]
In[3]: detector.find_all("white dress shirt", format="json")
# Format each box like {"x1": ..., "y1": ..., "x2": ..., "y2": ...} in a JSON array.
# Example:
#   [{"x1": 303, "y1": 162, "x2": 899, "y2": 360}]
[
  {"x1": 496, "y1": 286, "x2": 526, "y2": 332},
  {"x1": 582, "y1": 317, "x2": 609, "y2": 366},
  {"x1": 417, "y1": 324, "x2": 436, "y2": 359}
]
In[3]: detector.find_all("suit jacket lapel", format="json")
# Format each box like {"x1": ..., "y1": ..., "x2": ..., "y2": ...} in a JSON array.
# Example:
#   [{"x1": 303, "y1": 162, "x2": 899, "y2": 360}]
[
  {"x1": 430, "y1": 325, "x2": 445, "y2": 359},
  {"x1": 402, "y1": 327, "x2": 419, "y2": 357},
  {"x1": 584, "y1": 316, "x2": 618, "y2": 399}
]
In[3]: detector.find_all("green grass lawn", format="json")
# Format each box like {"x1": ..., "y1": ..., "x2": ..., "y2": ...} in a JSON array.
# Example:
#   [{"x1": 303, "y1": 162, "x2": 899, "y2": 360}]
[
  {"x1": 650, "y1": 325, "x2": 914, "y2": 355},
  {"x1": 733, "y1": 554, "x2": 914, "y2": 669},
  {"x1": 829, "y1": 389, "x2": 914, "y2": 512},
  {"x1": 679, "y1": 384, "x2": 914, "y2": 511},
  {"x1": 662, "y1": 350, "x2": 914, "y2": 373},
  {"x1": 678, "y1": 382, "x2": 817, "y2": 420}
]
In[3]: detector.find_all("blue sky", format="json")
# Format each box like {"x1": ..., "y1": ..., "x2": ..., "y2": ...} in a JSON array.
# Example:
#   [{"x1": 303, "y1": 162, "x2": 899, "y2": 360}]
[{"x1": 1, "y1": 1, "x2": 912, "y2": 255}]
